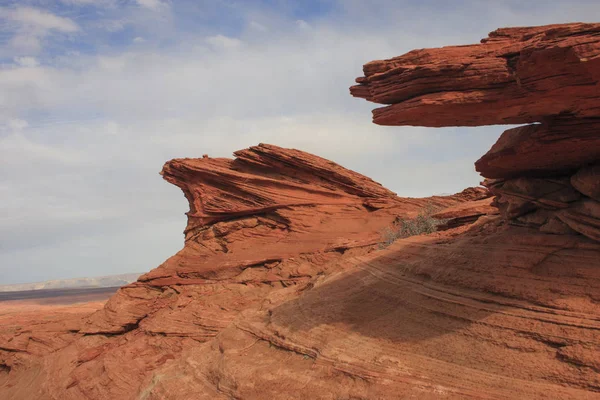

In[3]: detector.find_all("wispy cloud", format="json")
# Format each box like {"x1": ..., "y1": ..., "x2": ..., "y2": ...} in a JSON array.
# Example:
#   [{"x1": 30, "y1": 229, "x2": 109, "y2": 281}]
[
  {"x1": 0, "y1": 6, "x2": 79, "y2": 54},
  {"x1": 13, "y1": 55, "x2": 39, "y2": 67},
  {"x1": 136, "y1": 0, "x2": 169, "y2": 11},
  {"x1": 205, "y1": 34, "x2": 243, "y2": 49},
  {"x1": 3, "y1": 7, "x2": 79, "y2": 32}
]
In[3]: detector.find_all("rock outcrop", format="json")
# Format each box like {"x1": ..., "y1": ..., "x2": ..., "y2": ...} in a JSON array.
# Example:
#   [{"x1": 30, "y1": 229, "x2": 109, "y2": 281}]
[
  {"x1": 352, "y1": 22, "x2": 600, "y2": 244},
  {"x1": 345, "y1": 22, "x2": 600, "y2": 398},
  {"x1": 0, "y1": 144, "x2": 491, "y2": 400},
  {"x1": 350, "y1": 23, "x2": 600, "y2": 127},
  {"x1": 2, "y1": 22, "x2": 599, "y2": 400}
]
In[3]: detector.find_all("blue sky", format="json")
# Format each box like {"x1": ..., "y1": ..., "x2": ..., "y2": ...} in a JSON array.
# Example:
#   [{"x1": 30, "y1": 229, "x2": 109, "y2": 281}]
[{"x1": 1, "y1": 0, "x2": 600, "y2": 284}]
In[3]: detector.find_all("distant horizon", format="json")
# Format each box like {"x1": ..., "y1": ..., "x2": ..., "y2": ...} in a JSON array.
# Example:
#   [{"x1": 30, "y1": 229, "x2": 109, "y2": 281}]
[
  {"x1": 0, "y1": 271, "x2": 143, "y2": 291},
  {"x1": 2, "y1": 0, "x2": 600, "y2": 284}
]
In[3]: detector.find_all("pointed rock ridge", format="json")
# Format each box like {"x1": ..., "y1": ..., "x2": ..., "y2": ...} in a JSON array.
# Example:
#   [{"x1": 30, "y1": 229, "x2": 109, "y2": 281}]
[
  {"x1": 82, "y1": 145, "x2": 494, "y2": 338},
  {"x1": 160, "y1": 143, "x2": 400, "y2": 235},
  {"x1": 84, "y1": 143, "x2": 421, "y2": 335},
  {"x1": 0, "y1": 144, "x2": 492, "y2": 400},
  {"x1": 352, "y1": 22, "x2": 600, "y2": 242}
]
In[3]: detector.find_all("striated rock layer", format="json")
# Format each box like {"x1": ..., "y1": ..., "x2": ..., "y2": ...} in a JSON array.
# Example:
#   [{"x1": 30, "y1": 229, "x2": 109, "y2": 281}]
[
  {"x1": 346, "y1": 22, "x2": 600, "y2": 398},
  {"x1": 2, "y1": 221, "x2": 600, "y2": 399},
  {"x1": 2, "y1": 22, "x2": 600, "y2": 400},
  {"x1": 350, "y1": 23, "x2": 600, "y2": 127},
  {"x1": 352, "y1": 22, "x2": 600, "y2": 244},
  {"x1": 0, "y1": 144, "x2": 493, "y2": 399},
  {"x1": 145, "y1": 225, "x2": 600, "y2": 399}
]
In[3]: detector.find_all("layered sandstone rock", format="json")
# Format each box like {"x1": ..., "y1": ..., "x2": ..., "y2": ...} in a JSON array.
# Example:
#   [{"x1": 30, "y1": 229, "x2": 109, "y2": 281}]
[
  {"x1": 351, "y1": 23, "x2": 600, "y2": 127},
  {"x1": 2, "y1": 22, "x2": 599, "y2": 400},
  {"x1": 142, "y1": 226, "x2": 600, "y2": 399},
  {"x1": 431, "y1": 197, "x2": 497, "y2": 230},
  {"x1": 0, "y1": 144, "x2": 490, "y2": 400},
  {"x1": 352, "y1": 22, "x2": 600, "y2": 243}
]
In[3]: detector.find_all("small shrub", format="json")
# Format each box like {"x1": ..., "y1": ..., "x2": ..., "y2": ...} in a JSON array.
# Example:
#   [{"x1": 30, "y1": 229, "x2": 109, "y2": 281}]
[
  {"x1": 380, "y1": 225, "x2": 401, "y2": 248},
  {"x1": 379, "y1": 204, "x2": 445, "y2": 249}
]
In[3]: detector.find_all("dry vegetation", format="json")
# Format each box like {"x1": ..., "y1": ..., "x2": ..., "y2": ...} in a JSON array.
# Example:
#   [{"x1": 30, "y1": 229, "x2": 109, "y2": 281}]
[{"x1": 379, "y1": 204, "x2": 445, "y2": 248}]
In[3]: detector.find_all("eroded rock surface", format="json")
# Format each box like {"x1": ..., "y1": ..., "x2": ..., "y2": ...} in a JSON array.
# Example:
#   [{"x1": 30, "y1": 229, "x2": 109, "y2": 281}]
[
  {"x1": 0, "y1": 144, "x2": 491, "y2": 400},
  {"x1": 351, "y1": 23, "x2": 600, "y2": 127},
  {"x1": 2, "y1": 22, "x2": 599, "y2": 400},
  {"x1": 344, "y1": 22, "x2": 600, "y2": 398},
  {"x1": 144, "y1": 225, "x2": 600, "y2": 399},
  {"x1": 353, "y1": 22, "x2": 600, "y2": 245}
]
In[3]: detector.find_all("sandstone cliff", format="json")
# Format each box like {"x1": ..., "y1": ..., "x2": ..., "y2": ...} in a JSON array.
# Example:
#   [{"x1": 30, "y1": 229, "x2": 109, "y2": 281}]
[
  {"x1": 1, "y1": 22, "x2": 599, "y2": 400},
  {"x1": 0, "y1": 144, "x2": 490, "y2": 399},
  {"x1": 352, "y1": 22, "x2": 600, "y2": 244}
]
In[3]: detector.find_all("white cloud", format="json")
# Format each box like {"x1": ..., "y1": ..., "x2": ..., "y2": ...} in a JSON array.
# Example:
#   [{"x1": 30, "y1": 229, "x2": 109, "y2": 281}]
[
  {"x1": 7, "y1": 118, "x2": 28, "y2": 131},
  {"x1": 13, "y1": 56, "x2": 39, "y2": 67},
  {"x1": 9, "y1": 34, "x2": 43, "y2": 53},
  {"x1": 133, "y1": 36, "x2": 145, "y2": 43},
  {"x1": 60, "y1": 0, "x2": 105, "y2": 5},
  {"x1": 0, "y1": 132, "x2": 85, "y2": 166},
  {"x1": 0, "y1": 65, "x2": 59, "y2": 117},
  {"x1": 249, "y1": 21, "x2": 268, "y2": 32},
  {"x1": 296, "y1": 19, "x2": 310, "y2": 30},
  {"x1": 97, "y1": 55, "x2": 128, "y2": 71},
  {"x1": 3, "y1": 7, "x2": 79, "y2": 32},
  {"x1": 205, "y1": 34, "x2": 243, "y2": 50},
  {"x1": 136, "y1": 0, "x2": 169, "y2": 11},
  {"x1": 101, "y1": 19, "x2": 127, "y2": 32},
  {"x1": 0, "y1": 6, "x2": 79, "y2": 54}
]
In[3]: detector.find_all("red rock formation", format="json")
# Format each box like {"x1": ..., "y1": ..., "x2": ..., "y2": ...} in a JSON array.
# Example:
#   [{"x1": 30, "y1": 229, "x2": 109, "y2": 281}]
[
  {"x1": 345, "y1": 22, "x2": 600, "y2": 398},
  {"x1": 475, "y1": 119, "x2": 600, "y2": 179},
  {"x1": 144, "y1": 227, "x2": 600, "y2": 399},
  {"x1": 352, "y1": 22, "x2": 600, "y2": 244},
  {"x1": 0, "y1": 144, "x2": 490, "y2": 399},
  {"x1": 2, "y1": 22, "x2": 599, "y2": 400},
  {"x1": 351, "y1": 23, "x2": 600, "y2": 127},
  {"x1": 431, "y1": 197, "x2": 498, "y2": 230}
]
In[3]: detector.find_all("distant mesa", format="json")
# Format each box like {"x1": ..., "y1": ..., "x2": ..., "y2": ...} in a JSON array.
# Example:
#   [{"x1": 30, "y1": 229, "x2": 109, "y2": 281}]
[{"x1": 0, "y1": 273, "x2": 143, "y2": 293}]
